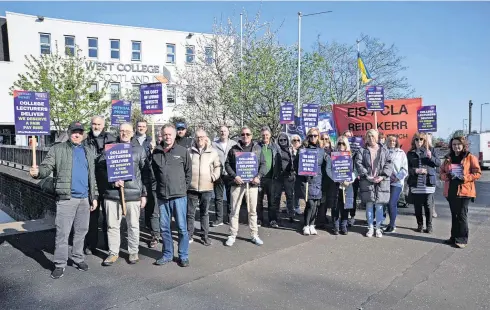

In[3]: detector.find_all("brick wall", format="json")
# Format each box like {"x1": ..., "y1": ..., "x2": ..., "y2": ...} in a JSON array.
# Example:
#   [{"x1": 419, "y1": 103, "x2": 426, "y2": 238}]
[{"x1": 0, "y1": 165, "x2": 55, "y2": 220}]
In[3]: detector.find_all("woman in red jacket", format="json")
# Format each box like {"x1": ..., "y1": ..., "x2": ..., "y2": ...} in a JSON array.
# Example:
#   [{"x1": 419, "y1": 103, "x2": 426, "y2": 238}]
[{"x1": 440, "y1": 135, "x2": 481, "y2": 248}]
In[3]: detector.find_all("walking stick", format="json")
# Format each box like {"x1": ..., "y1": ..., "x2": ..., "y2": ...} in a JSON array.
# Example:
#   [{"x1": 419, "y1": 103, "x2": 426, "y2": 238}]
[{"x1": 119, "y1": 186, "x2": 127, "y2": 216}]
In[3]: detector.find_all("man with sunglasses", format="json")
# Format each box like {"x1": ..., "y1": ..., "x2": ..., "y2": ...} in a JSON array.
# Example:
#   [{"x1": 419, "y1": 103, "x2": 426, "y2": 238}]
[
  {"x1": 272, "y1": 133, "x2": 296, "y2": 223},
  {"x1": 224, "y1": 126, "x2": 266, "y2": 246},
  {"x1": 257, "y1": 126, "x2": 280, "y2": 228}
]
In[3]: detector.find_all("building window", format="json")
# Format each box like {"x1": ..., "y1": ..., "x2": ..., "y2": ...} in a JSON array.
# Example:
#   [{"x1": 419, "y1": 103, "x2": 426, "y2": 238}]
[
  {"x1": 40, "y1": 33, "x2": 51, "y2": 55},
  {"x1": 88, "y1": 37, "x2": 98, "y2": 58},
  {"x1": 89, "y1": 83, "x2": 98, "y2": 100},
  {"x1": 186, "y1": 86, "x2": 195, "y2": 104},
  {"x1": 132, "y1": 41, "x2": 141, "y2": 61},
  {"x1": 64, "y1": 35, "x2": 75, "y2": 56},
  {"x1": 186, "y1": 45, "x2": 195, "y2": 64},
  {"x1": 205, "y1": 47, "x2": 214, "y2": 65},
  {"x1": 110, "y1": 83, "x2": 120, "y2": 100},
  {"x1": 167, "y1": 85, "x2": 176, "y2": 104},
  {"x1": 110, "y1": 39, "x2": 120, "y2": 60},
  {"x1": 166, "y1": 44, "x2": 176, "y2": 64},
  {"x1": 131, "y1": 83, "x2": 141, "y2": 101}
]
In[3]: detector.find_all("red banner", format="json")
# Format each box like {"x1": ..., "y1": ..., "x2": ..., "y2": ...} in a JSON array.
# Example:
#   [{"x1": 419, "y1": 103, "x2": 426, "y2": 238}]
[{"x1": 333, "y1": 98, "x2": 422, "y2": 152}]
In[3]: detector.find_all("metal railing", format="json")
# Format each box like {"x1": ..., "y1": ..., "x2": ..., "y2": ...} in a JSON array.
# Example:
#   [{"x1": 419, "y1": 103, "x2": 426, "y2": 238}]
[{"x1": 0, "y1": 145, "x2": 50, "y2": 169}]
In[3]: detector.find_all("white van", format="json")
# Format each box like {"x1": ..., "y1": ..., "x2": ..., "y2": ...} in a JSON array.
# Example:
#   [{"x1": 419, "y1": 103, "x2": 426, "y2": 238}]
[{"x1": 467, "y1": 132, "x2": 490, "y2": 169}]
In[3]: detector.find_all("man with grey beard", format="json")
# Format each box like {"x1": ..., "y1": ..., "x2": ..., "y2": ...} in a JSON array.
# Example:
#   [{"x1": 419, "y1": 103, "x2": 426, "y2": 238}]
[{"x1": 83, "y1": 115, "x2": 116, "y2": 254}]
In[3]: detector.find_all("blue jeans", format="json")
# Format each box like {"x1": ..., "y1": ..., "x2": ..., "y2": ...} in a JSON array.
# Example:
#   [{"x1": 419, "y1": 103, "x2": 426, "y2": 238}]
[
  {"x1": 388, "y1": 186, "x2": 402, "y2": 227},
  {"x1": 366, "y1": 202, "x2": 384, "y2": 229},
  {"x1": 158, "y1": 197, "x2": 189, "y2": 261}
]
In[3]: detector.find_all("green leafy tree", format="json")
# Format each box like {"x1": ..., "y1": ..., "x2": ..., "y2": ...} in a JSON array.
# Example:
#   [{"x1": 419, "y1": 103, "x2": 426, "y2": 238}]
[{"x1": 10, "y1": 44, "x2": 110, "y2": 132}]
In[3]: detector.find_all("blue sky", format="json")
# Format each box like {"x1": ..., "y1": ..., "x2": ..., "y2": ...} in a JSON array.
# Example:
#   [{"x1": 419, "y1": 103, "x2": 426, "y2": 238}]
[{"x1": 1, "y1": 1, "x2": 489, "y2": 139}]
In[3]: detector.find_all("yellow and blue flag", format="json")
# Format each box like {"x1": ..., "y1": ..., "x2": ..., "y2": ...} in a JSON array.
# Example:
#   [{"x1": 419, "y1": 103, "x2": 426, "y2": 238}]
[{"x1": 357, "y1": 52, "x2": 372, "y2": 84}]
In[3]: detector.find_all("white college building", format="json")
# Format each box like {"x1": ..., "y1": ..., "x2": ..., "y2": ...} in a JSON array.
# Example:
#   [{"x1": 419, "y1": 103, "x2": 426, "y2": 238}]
[{"x1": 0, "y1": 11, "x2": 211, "y2": 146}]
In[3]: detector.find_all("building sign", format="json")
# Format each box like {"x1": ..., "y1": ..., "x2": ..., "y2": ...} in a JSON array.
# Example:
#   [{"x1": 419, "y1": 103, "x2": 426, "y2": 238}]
[{"x1": 85, "y1": 61, "x2": 171, "y2": 84}]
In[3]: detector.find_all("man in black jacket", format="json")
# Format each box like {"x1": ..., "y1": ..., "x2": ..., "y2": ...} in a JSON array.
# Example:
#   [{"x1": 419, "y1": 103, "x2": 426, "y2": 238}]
[
  {"x1": 175, "y1": 122, "x2": 193, "y2": 148},
  {"x1": 83, "y1": 115, "x2": 116, "y2": 254},
  {"x1": 102, "y1": 123, "x2": 149, "y2": 266},
  {"x1": 224, "y1": 126, "x2": 266, "y2": 247},
  {"x1": 133, "y1": 120, "x2": 160, "y2": 248},
  {"x1": 272, "y1": 133, "x2": 296, "y2": 224},
  {"x1": 152, "y1": 124, "x2": 192, "y2": 267}
]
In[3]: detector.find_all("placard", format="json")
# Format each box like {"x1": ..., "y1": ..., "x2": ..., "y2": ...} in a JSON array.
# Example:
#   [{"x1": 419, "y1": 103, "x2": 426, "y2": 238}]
[
  {"x1": 450, "y1": 164, "x2": 463, "y2": 178},
  {"x1": 140, "y1": 82, "x2": 163, "y2": 114},
  {"x1": 331, "y1": 151, "x2": 353, "y2": 182},
  {"x1": 417, "y1": 105, "x2": 437, "y2": 132},
  {"x1": 13, "y1": 90, "x2": 50, "y2": 135},
  {"x1": 298, "y1": 148, "x2": 318, "y2": 176},
  {"x1": 302, "y1": 103, "x2": 319, "y2": 135},
  {"x1": 366, "y1": 86, "x2": 384, "y2": 111},
  {"x1": 236, "y1": 152, "x2": 258, "y2": 182},
  {"x1": 105, "y1": 143, "x2": 134, "y2": 182},
  {"x1": 111, "y1": 100, "x2": 132, "y2": 126},
  {"x1": 348, "y1": 137, "x2": 364, "y2": 152},
  {"x1": 279, "y1": 102, "x2": 295, "y2": 124}
]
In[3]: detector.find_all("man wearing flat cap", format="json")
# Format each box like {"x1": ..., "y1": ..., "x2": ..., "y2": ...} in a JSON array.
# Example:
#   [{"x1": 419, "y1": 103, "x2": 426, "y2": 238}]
[{"x1": 30, "y1": 121, "x2": 98, "y2": 279}]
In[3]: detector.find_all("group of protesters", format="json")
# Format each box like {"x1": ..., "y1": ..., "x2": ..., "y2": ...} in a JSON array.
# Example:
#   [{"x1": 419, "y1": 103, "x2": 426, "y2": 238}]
[{"x1": 29, "y1": 116, "x2": 482, "y2": 279}]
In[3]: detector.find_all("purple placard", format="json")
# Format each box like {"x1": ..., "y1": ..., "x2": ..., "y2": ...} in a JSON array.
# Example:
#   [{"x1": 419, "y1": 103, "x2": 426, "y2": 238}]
[
  {"x1": 236, "y1": 152, "x2": 258, "y2": 182},
  {"x1": 111, "y1": 100, "x2": 132, "y2": 126},
  {"x1": 348, "y1": 137, "x2": 364, "y2": 152},
  {"x1": 417, "y1": 105, "x2": 437, "y2": 132},
  {"x1": 302, "y1": 103, "x2": 319, "y2": 135},
  {"x1": 13, "y1": 90, "x2": 50, "y2": 135},
  {"x1": 105, "y1": 143, "x2": 134, "y2": 182},
  {"x1": 331, "y1": 151, "x2": 353, "y2": 182},
  {"x1": 365, "y1": 86, "x2": 384, "y2": 111},
  {"x1": 140, "y1": 82, "x2": 163, "y2": 115},
  {"x1": 280, "y1": 102, "x2": 295, "y2": 124},
  {"x1": 298, "y1": 148, "x2": 318, "y2": 176}
]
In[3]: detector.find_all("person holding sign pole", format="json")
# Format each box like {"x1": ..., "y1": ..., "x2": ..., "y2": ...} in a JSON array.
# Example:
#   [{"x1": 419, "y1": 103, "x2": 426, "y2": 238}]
[
  {"x1": 355, "y1": 129, "x2": 394, "y2": 238},
  {"x1": 102, "y1": 123, "x2": 149, "y2": 266},
  {"x1": 407, "y1": 132, "x2": 441, "y2": 234},
  {"x1": 325, "y1": 136, "x2": 356, "y2": 235},
  {"x1": 30, "y1": 121, "x2": 98, "y2": 279},
  {"x1": 294, "y1": 128, "x2": 326, "y2": 236},
  {"x1": 187, "y1": 129, "x2": 221, "y2": 246},
  {"x1": 152, "y1": 124, "x2": 192, "y2": 267},
  {"x1": 440, "y1": 135, "x2": 481, "y2": 248},
  {"x1": 224, "y1": 126, "x2": 266, "y2": 247},
  {"x1": 83, "y1": 116, "x2": 116, "y2": 255}
]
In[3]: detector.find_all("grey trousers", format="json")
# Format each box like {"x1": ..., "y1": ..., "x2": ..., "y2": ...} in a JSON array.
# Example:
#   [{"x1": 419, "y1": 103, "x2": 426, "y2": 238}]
[{"x1": 54, "y1": 198, "x2": 90, "y2": 268}]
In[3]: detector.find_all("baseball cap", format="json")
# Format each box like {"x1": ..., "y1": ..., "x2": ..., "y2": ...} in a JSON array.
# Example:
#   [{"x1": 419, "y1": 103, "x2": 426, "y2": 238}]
[
  {"x1": 176, "y1": 122, "x2": 186, "y2": 129},
  {"x1": 68, "y1": 121, "x2": 84, "y2": 132}
]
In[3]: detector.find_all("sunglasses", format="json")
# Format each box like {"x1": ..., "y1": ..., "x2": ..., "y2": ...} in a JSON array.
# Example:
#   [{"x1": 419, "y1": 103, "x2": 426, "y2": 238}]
[
  {"x1": 279, "y1": 139, "x2": 287, "y2": 142},
  {"x1": 241, "y1": 133, "x2": 251, "y2": 137},
  {"x1": 292, "y1": 139, "x2": 300, "y2": 142},
  {"x1": 415, "y1": 138, "x2": 424, "y2": 142},
  {"x1": 337, "y1": 142, "x2": 345, "y2": 146},
  {"x1": 322, "y1": 138, "x2": 330, "y2": 141},
  {"x1": 308, "y1": 134, "x2": 318, "y2": 138}
]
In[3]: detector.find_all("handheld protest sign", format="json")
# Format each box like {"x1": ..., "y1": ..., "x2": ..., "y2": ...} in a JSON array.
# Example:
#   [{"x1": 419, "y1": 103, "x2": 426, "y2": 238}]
[
  {"x1": 417, "y1": 106, "x2": 437, "y2": 133},
  {"x1": 280, "y1": 102, "x2": 295, "y2": 125},
  {"x1": 110, "y1": 100, "x2": 132, "y2": 126},
  {"x1": 330, "y1": 151, "x2": 354, "y2": 182},
  {"x1": 105, "y1": 143, "x2": 134, "y2": 215},
  {"x1": 298, "y1": 148, "x2": 319, "y2": 201},
  {"x1": 14, "y1": 90, "x2": 50, "y2": 167},
  {"x1": 302, "y1": 103, "x2": 319, "y2": 136},
  {"x1": 366, "y1": 86, "x2": 384, "y2": 129},
  {"x1": 140, "y1": 83, "x2": 164, "y2": 115},
  {"x1": 348, "y1": 137, "x2": 364, "y2": 153},
  {"x1": 236, "y1": 152, "x2": 258, "y2": 183}
]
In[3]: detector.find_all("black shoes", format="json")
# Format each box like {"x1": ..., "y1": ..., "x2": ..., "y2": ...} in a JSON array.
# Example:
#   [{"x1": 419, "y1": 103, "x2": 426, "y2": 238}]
[
  {"x1": 210, "y1": 221, "x2": 224, "y2": 227},
  {"x1": 416, "y1": 225, "x2": 424, "y2": 233},
  {"x1": 202, "y1": 237, "x2": 212, "y2": 246},
  {"x1": 178, "y1": 258, "x2": 190, "y2": 267},
  {"x1": 51, "y1": 267, "x2": 65, "y2": 279},
  {"x1": 73, "y1": 261, "x2": 89, "y2": 271},
  {"x1": 425, "y1": 226, "x2": 433, "y2": 234},
  {"x1": 384, "y1": 226, "x2": 396, "y2": 233}
]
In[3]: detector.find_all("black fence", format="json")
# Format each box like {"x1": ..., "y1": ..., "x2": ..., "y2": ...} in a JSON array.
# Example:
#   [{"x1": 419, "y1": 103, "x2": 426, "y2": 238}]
[{"x1": 0, "y1": 145, "x2": 50, "y2": 169}]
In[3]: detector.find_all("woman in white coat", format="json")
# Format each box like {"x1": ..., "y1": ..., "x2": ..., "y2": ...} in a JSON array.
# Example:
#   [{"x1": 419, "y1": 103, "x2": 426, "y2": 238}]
[{"x1": 384, "y1": 134, "x2": 408, "y2": 233}]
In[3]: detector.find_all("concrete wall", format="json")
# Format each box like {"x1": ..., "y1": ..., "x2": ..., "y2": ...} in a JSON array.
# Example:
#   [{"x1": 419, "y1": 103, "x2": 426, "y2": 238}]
[{"x1": 0, "y1": 165, "x2": 55, "y2": 220}]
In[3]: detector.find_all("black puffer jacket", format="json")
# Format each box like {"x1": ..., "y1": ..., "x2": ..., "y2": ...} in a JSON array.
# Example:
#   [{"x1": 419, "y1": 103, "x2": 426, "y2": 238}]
[
  {"x1": 103, "y1": 139, "x2": 149, "y2": 202},
  {"x1": 407, "y1": 147, "x2": 441, "y2": 188},
  {"x1": 273, "y1": 133, "x2": 295, "y2": 180},
  {"x1": 82, "y1": 131, "x2": 116, "y2": 195}
]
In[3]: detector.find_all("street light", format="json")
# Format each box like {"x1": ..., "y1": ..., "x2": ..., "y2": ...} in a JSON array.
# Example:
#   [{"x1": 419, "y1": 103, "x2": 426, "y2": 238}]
[
  {"x1": 297, "y1": 10, "x2": 332, "y2": 116},
  {"x1": 481, "y1": 102, "x2": 489, "y2": 133}
]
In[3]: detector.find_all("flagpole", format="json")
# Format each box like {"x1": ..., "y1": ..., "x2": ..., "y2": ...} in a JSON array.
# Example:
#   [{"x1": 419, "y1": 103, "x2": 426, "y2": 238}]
[{"x1": 356, "y1": 39, "x2": 360, "y2": 103}]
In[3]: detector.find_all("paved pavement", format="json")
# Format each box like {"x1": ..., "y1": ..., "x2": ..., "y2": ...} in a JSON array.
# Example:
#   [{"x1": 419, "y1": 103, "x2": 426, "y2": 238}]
[{"x1": 1, "y1": 171, "x2": 489, "y2": 310}]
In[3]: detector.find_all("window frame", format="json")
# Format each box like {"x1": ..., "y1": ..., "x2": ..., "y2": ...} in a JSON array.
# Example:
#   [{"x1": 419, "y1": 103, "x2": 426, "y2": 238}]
[
  {"x1": 205, "y1": 46, "x2": 214, "y2": 65},
  {"x1": 131, "y1": 40, "x2": 142, "y2": 61},
  {"x1": 167, "y1": 85, "x2": 176, "y2": 104},
  {"x1": 40, "y1": 33, "x2": 51, "y2": 55},
  {"x1": 185, "y1": 45, "x2": 195, "y2": 64},
  {"x1": 110, "y1": 39, "x2": 120, "y2": 60},
  {"x1": 166, "y1": 43, "x2": 176, "y2": 64},
  {"x1": 89, "y1": 82, "x2": 98, "y2": 100},
  {"x1": 88, "y1": 37, "x2": 98, "y2": 59},
  {"x1": 110, "y1": 82, "x2": 121, "y2": 101},
  {"x1": 64, "y1": 35, "x2": 76, "y2": 56}
]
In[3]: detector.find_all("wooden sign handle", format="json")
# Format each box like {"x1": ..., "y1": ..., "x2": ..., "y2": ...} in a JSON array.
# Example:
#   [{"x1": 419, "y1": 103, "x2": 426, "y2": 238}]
[
  {"x1": 246, "y1": 183, "x2": 250, "y2": 210},
  {"x1": 305, "y1": 182, "x2": 309, "y2": 202},
  {"x1": 120, "y1": 186, "x2": 127, "y2": 216},
  {"x1": 32, "y1": 136, "x2": 37, "y2": 167}
]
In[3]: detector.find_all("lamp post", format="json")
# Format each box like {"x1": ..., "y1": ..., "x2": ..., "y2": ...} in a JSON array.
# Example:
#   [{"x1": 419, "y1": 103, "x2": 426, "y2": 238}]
[
  {"x1": 297, "y1": 10, "x2": 332, "y2": 116},
  {"x1": 481, "y1": 102, "x2": 489, "y2": 133},
  {"x1": 463, "y1": 119, "x2": 468, "y2": 135}
]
